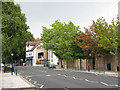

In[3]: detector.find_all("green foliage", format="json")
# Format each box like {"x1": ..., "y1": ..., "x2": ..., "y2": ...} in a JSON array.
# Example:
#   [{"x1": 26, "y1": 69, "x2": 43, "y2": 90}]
[
  {"x1": 2, "y1": 2, "x2": 35, "y2": 63},
  {"x1": 41, "y1": 20, "x2": 84, "y2": 61},
  {"x1": 94, "y1": 17, "x2": 118, "y2": 55}
]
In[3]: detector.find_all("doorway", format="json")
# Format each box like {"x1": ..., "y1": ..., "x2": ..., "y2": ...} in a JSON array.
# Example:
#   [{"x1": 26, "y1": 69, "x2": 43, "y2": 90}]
[{"x1": 93, "y1": 57, "x2": 95, "y2": 70}]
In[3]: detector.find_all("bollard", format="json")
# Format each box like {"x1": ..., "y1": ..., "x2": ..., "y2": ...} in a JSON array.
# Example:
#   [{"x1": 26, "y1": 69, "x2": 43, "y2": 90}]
[
  {"x1": 11, "y1": 70, "x2": 13, "y2": 75},
  {"x1": 11, "y1": 67, "x2": 14, "y2": 75}
]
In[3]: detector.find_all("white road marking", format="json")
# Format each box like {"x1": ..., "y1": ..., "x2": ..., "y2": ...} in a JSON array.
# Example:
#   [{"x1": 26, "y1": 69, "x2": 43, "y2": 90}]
[
  {"x1": 64, "y1": 75, "x2": 67, "y2": 77},
  {"x1": 26, "y1": 75, "x2": 32, "y2": 79},
  {"x1": 46, "y1": 75, "x2": 51, "y2": 76},
  {"x1": 100, "y1": 82, "x2": 118, "y2": 87},
  {"x1": 57, "y1": 74, "x2": 61, "y2": 75},
  {"x1": 109, "y1": 85, "x2": 118, "y2": 87},
  {"x1": 44, "y1": 71, "x2": 46, "y2": 73},
  {"x1": 73, "y1": 77, "x2": 76, "y2": 79},
  {"x1": 85, "y1": 79, "x2": 98, "y2": 83},
  {"x1": 40, "y1": 85, "x2": 44, "y2": 88},
  {"x1": 33, "y1": 81, "x2": 37, "y2": 84},
  {"x1": 101, "y1": 82, "x2": 109, "y2": 86},
  {"x1": 29, "y1": 78, "x2": 31, "y2": 81}
]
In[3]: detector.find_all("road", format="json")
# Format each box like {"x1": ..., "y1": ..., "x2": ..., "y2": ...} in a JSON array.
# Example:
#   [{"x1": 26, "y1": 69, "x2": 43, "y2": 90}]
[{"x1": 17, "y1": 66, "x2": 118, "y2": 89}]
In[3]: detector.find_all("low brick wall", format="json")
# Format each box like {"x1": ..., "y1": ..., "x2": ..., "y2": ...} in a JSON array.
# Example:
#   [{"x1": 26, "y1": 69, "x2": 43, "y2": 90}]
[{"x1": 58, "y1": 55, "x2": 119, "y2": 72}]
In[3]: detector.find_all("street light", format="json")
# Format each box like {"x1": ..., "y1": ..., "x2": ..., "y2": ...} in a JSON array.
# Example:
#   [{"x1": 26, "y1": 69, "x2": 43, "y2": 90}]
[
  {"x1": 11, "y1": 48, "x2": 14, "y2": 57},
  {"x1": 87, "y1": 49, "x2": 91, "y2": 72},
  {"x1": 11, "y1": 47, "x2": 14, "y2": 75}
]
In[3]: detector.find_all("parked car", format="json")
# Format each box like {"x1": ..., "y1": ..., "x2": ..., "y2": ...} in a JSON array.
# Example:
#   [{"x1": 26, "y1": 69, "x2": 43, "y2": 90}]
[
  {"x1": 4, "y1": 63, "x2": 14, "y2": 72},
  {"x1": 48, "y1": 63, "x2": 56, "y2": 68}
]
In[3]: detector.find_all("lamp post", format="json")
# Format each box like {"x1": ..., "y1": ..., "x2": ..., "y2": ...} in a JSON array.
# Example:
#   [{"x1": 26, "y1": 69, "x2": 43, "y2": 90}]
[
  {"x1": 11, "y1": 47, "x2": 14, "y2": 75},
  {"x1": 87, "y1": 49, "x2": 91, "y2": 72}
]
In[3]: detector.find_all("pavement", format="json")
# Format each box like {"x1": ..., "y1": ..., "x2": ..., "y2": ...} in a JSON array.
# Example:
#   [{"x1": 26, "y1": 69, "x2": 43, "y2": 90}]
[{"x1": 0, "y1": 71, "x2": 35, "y2": 89}]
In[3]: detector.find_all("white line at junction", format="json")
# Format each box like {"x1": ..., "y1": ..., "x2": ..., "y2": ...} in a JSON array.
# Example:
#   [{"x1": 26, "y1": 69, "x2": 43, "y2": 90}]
[
  {"x1": 40, "y1": 85, "x2": 44, "y2": 88},
  {"x1": 100, "y1": 82, "x2": 118, "y2": 87}
]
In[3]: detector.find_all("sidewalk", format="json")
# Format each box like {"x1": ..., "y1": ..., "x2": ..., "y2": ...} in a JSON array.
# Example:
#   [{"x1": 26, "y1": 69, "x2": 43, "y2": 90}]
[{"x1": 0, "y1": 71, "x2": 35, "y2": 89}]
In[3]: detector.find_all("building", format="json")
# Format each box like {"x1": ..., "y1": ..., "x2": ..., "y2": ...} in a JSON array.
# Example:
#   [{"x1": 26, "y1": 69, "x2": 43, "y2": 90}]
[
  {"x1": 25, "y1": 40, "x2": 39, "y2": 66},
  {"x1": 48, "y1": 49, "x2": 59, "y2": 66},
  {"x1": 25, "y1": 38, "x2": 59, "y2": 67}
]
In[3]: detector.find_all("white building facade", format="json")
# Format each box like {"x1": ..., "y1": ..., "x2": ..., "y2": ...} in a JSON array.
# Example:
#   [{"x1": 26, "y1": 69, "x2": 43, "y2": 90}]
[{"x1": 48, "y1": 49, "x2": 59, "y2": 66}]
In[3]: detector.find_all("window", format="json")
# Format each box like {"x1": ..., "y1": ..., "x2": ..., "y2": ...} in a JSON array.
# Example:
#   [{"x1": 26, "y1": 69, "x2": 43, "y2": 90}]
[
  {"x1": 51, "y1": 59, "x2": 53, "y2": 62},
  {"x1": 38, "y1": 53, "x2": 43, "y2": 59}
]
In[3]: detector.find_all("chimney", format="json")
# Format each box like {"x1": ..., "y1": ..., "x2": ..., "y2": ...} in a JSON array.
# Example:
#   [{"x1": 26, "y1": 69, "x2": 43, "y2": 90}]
[{"x1": 37, "y1": 38, "x2": 40, "y2": 49}]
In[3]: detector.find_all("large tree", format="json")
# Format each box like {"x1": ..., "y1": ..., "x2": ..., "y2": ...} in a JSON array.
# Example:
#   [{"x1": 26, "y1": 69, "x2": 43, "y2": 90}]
[
  {"x1": 41, "y1": 20, "x2": 84, "y2": 64},
  {"x1": 93, "y1": 17, "x2": 119, "y2": 55},
  {"x1": 2, "y1": 2, "x2": 35, "y2": 63},
  {"x1": 76, "y1": 17, "x2": 119, "y2": 56}
]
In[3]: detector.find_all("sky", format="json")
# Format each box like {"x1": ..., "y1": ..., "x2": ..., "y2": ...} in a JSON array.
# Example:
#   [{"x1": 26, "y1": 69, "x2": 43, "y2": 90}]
[{"x1": 14, "y1": 0, "x2": 119, "y2": 39}]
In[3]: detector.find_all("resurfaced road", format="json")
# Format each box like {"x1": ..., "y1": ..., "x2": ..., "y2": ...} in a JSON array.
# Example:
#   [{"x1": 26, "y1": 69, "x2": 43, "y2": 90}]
[{"x1": 17, "y1": 66, "x2": 118, "y2": 89}]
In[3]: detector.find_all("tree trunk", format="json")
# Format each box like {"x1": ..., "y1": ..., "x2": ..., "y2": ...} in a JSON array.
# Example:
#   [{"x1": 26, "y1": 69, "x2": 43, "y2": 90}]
[{"x1": 67, "y1": 61, "x2": 68, "y2": 69}]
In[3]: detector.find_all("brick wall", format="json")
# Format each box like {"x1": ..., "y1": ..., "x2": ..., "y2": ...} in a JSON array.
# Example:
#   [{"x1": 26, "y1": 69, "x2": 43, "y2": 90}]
[{"x1": 96, "y1": 55, "x2": 119, "y2": 72}]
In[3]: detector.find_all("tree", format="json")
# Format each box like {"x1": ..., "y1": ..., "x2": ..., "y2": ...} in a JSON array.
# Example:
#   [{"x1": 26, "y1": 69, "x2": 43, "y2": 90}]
[
  {"x1": 2, "y1": 2, "x2": 35, "y2": 63},
  {"x1": 93, "y1": 17, "x2": 119, "y2": 55},
  {"x1": 76, "y1": 17, "x2": 119, "y2": 56},
  {"x1": 41, "y1": 20, "x2": 83, "y2": 65}
]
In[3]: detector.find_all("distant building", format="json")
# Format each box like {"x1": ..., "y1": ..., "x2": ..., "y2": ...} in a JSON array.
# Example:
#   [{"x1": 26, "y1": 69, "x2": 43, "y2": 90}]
[
  {"x1": 25, "y1": 38, "x2": 59, "y2": 67},
  {"x1": 25, "y1": 40, "x2": 38, "y2": 66}
]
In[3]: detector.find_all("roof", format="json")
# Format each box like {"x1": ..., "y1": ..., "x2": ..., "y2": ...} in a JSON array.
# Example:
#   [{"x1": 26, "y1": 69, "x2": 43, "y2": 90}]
[
  {"x1": 26, "y1": 41, "x2": 37, "y2": 46},
  {"x1": 26, "y1": 41, "x2": 41, "y2": 52},
  {"x1": 31, "y1": 41, "x2": 41, "y2": 51}
]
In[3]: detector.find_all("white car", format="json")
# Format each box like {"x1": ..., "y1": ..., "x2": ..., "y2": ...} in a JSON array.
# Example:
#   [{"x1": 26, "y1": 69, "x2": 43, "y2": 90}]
[{"x1": 49, "y1": 63, "x2": 56, "y2": 68}]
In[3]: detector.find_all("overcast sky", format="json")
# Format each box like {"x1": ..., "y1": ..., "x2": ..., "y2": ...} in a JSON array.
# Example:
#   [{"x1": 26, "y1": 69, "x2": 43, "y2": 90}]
[{"x1": 14, "y1": 0, "x2": 119, "y2": 39}]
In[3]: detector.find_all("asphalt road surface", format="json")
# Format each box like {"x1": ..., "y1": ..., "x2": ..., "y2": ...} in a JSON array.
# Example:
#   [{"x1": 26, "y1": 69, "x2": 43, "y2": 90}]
[{"x1": 17, "y1": 66, "x2": 118, "y2": 89}]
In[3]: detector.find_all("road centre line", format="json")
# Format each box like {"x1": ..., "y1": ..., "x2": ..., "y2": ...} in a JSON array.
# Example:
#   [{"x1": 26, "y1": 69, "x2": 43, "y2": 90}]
[
  {"x1": 85, "y1": 79, "x2": 98, "y2": 83},
  {"x1": 64, "y1": 75, "x2": 67, "y2": 77},
  {"x1": 46, "y1": 75, "x2": 51, "y2": 76}
]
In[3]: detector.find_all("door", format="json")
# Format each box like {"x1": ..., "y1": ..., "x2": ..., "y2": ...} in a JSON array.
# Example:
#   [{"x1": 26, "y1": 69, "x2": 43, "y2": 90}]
[{"x1": 93, "y1": 57, "x2": 95, "y2": 70}]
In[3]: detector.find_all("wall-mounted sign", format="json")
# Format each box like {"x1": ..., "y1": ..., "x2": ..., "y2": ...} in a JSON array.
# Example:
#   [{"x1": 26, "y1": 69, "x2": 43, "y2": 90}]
[{"x1": 26, "y1": 51, "x2": 33, "y2": 57}]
